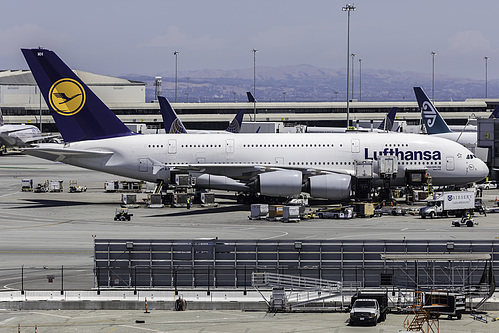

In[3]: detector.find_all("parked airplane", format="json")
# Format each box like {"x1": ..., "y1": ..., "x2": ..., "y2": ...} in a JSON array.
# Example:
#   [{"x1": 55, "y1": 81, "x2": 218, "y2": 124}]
[
  {"x1": 21, "y1": 48, "x2": 488, "y2": 201},
  {"x1": 448, "y1": 105, "x2": 499, "y2": 132},
  {"x1": 0, "y1": 108, "x2": 59, "y2": 153},
  {"x1": 305, "y1": 107, "x2": 399, "y2": 133},
  {"x1": 159, "y1": 96, "x2": 244, "y2": 134},
  {"x1": 414, "y1": 87, "x2": 487, "y2": 160}
]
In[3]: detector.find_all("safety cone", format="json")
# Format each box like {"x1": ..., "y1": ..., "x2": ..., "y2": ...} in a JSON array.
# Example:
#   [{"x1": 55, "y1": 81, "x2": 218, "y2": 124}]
[{"x1": 144, "y1": 297, "x2": 150, "y2": 313}]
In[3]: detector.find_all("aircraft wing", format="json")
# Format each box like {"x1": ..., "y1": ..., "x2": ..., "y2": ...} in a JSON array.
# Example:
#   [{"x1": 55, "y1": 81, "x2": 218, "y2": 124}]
[
  {"x1": 171, "y1": 163, "x2": 354, "y2": 182},
  {"x1": 22, "y1": 145, "x2": 113, "y2": 162}
]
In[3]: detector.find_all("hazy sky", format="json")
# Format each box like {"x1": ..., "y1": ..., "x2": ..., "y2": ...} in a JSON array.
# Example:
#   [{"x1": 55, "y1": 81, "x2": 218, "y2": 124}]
[{"x1": 2, "y1": 0, "x2": 499, "y2": 80}]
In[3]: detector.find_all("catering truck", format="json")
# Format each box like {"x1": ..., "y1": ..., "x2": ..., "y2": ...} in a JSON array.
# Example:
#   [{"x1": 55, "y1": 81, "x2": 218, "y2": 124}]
[
  {"x1": 349, "y1": 292, "x2": 388, "y2": 326},
  {"x1": 419, "y1": 191, "x2": 475, "y2": 219}
]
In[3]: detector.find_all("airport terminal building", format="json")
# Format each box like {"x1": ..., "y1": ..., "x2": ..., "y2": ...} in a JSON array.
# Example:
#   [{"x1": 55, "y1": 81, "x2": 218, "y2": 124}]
[{"x1": 0, "y1": 69, "x2": 498, "y2": 132}]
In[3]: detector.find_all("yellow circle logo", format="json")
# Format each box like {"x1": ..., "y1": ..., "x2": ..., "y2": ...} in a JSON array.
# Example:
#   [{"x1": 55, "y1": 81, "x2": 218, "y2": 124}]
[{"x1": 48, "y1": 78, "x2": 86, "y2": 116}]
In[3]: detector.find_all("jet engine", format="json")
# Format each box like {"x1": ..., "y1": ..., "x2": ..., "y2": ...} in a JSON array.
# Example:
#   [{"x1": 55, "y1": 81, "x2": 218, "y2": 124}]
[
  {"x1": 257, "y1": 170, "x2": 303, "y2": 197},
  {"x1": 304, "y1": 173, "x2": 352, "y2": 200}
]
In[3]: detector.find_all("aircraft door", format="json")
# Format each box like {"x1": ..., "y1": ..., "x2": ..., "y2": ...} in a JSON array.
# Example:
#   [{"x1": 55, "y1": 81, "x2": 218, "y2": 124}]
[
  {"x1": 446, "y1": 156, "x2": 455, "y2": 171},
  {"x1": 139, "y1": 158, "x2": 148, "y2": 172},
  {"x1": 168, "y1": 139, "x2": 177, "y2": 154},
  {"x1": 226, "y1": 139, "x2": 234, "y2": 153},
  {"x1": 275, "y1": 157, "x2": 284, "y2": 165},
  {"x1": 351, "y1": 139, "x2": 360, "y2": 153}
]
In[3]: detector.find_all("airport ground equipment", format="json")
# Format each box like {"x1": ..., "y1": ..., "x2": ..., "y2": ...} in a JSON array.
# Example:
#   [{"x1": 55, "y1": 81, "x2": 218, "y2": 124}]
[
  {"x1": 48, "y1": 180, "x2": 63, "y2": 192},
  {"x1": 21, "y1": 179, "x2": 33, "y2": 192},
  {"x1": 316, "y1": 206, "x2": 354, "y2": 219},
  {"x1": 249, "y1": 204, "x2": 269, "y2": 220},
  {"x1": 349, "y1": 292, "x2": 388, "y2": 325},
  {"x1": 423, "y1": 291, "x2": 466, "y2": 320},
  {"x1": 353, "y1": 202, "x2": 375, "y2": 217},
  {"x1": 283, "y1": 206, "x2": 300, "y2": 222},
  {"x1": 34, "y1": 180, "x2": 49, "y2": 192},
  {"x1": 420, "y1": 191, "x2": 475, "y2": 219},
  {"x1": 252, "y1": 272, "x2": 342, "y2": 312},
  {"x1": 452, "y1": 216, "x2": 477, "y2": 227},
  {"x1": 68, "y1": 180, "x2": 86, "y2": 193},
  {"x1": 114, "y1": 208, "x2": 133, "y2": 221},
  {"x1": 404, "y1": 290, "x2": 444, "y2": 333}
]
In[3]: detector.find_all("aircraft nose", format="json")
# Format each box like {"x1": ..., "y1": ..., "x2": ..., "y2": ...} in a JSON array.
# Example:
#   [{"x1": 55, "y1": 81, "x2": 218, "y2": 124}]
[{"x1": 472, "y1": 158, "x2": 489, "y2": 181}]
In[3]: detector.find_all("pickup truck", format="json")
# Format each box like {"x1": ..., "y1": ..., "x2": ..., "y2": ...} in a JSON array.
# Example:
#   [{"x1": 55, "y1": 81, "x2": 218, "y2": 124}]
[{"x1": 349, "y1": 292, "x2": 388, "y2": 326}]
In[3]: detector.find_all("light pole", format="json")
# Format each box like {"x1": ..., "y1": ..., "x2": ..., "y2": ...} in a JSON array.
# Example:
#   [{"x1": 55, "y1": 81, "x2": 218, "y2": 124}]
[
  {"x1": 485, "y1": 56, "x2": 489, "y2": 98},
  {"x1": 252, "y1": 49, "x2": 258, "y2": 122},
  {"x1": 430, "y1": 51, "x2": 436, "y2": 102},
  {"x1": 173, "y1": 51, "x2": 179, "y2": 103},
  {"x1": 351, "y1": 53, "x2": 356, "y2": 101},
  {"x1": 343, "y1": 4, "x2": 355, "y2": 128},
  {"x1": 358, "y1": 58, "x2": 362, "y2": 102},
  {"x1": 186, "y1": 77, "x2": 190, "y2": 102},
  {"x1": 283, "y1": 91, "x2": 286, "y2": 102}
]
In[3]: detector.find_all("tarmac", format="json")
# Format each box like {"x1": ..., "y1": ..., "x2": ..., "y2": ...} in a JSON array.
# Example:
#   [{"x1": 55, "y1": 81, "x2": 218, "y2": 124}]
[{"x1": 2, "y1": 152, "x2": 499, "y2": 332}]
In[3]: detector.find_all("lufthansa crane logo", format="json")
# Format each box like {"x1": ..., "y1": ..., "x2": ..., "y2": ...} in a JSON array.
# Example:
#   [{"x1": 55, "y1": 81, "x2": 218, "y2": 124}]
[{"x1": 48, "y1": 78, "x2": 86, "y2": 116}]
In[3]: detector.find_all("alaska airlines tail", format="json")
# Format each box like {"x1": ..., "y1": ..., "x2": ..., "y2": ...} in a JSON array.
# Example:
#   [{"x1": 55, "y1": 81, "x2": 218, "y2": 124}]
[
  {"x1": 226, "y1": 109, "x2": 245, "y2": 133},
  {"x1": 378, "y1": 107, "x2": 398, "y2": 131},
  {"x1": 246, "y1": 91, "x2": 255, "y2": 103},
  {"x1": 414, "y1": 87, "x2": 451, "y2": 134},
  {"x1": 22, "y1": 48, "x2": 134, "y2": 142},
  {"x1": 158, "y1": 96, "x2": 187, "y2": 133},
  {"x1": 490, "y1": 105, "x2": 499, "y2": 119}
]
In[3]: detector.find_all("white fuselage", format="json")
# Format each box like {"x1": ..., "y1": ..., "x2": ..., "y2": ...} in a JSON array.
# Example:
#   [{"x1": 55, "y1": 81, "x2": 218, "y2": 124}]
[
  {"x1": 39, "y1": 131, "x2": 488, "y2": 187},
  {"x1": 0, "y1": 124, "x2": 42, "y2": 147}
]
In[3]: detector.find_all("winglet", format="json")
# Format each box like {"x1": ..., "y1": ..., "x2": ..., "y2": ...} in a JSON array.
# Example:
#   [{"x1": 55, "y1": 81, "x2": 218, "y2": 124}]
[
  {"x1": 158, "y1": 96, "x2": 187, "y2": 133},
  {"x1": 22, "y1": 48, "x2": 134, "y2": 142},
  {"x1": 378, "y1": 107, "x2": 398, "y2": 131},
  {"x1": 413, "y1": 87, "x2": 451, "y2": 134},
  {"x1": 225, "y1": 109, "x2": 245, "y2": 133}
]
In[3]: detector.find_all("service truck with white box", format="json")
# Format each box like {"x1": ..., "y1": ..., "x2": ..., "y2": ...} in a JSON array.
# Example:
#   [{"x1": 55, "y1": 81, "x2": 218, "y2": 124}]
[{"x1": 420, "y1": 191, "x2": 475, "y2": 219}]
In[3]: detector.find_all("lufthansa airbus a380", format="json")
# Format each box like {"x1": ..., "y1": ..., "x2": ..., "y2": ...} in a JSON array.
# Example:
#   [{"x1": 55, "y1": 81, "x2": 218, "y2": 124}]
[{"x1": 21, "y1": 48, "x2": 489, "y2": 201}]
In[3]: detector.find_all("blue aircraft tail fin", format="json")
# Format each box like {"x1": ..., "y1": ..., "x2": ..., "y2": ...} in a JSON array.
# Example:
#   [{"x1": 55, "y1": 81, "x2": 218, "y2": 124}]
[
  {"x1": 246, "y1": 91, "x2": 255, "y2": 103},
  {"x1": 490, "y1": 105, "x2": 499, "y2": 119},
  {"x1": 413, "y1": 87, "x2": 451, "y2": 134},
  {"x1": 225, "y1": 109, "x2": 245, "y2": 133},
  {"x1": 378, "y1": 107, "x2": 398, "y2": 131},
  {"x1": 22, "y1": 48, "x2": 134, "y2": 142},
  {"x1": 158, "y1": 96, "x2": 187, "y2": 133}
]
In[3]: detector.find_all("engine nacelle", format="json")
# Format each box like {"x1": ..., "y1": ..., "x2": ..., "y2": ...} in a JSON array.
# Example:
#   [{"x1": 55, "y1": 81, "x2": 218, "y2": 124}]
[
  {"x1": 305, "y1": 174, "x2": 352, "y2": 200},
  {"x1": 258, "y1": 170, "x2": 303, "y2": 197}
]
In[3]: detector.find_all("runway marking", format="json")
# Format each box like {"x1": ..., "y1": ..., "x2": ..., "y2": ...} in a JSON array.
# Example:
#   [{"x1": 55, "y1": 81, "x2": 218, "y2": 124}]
[
  {"x1": 261, "y1": 232, "x2": 288, "y2": 240},
  {"x1": 0, "y1": 317, "x2": 16, "y2": 325},
  {"x1": 400, "y1": 228, "x2": 409, "y2": 231},
  {"x1": 0, "y1": 220, "x2": 73, "y2": 231},
  {"x1": 30, "y1": 311, "x2": 72, "y2": 319},
  {"x1": 120, "y1": 325, "x2": 166, "y2": 332}
]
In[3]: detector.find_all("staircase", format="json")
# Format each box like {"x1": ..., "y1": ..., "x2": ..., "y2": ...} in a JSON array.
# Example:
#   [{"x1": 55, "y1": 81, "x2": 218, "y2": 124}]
[{"x1": 252, "y1": 272, "x2": 342, "y2": 311}]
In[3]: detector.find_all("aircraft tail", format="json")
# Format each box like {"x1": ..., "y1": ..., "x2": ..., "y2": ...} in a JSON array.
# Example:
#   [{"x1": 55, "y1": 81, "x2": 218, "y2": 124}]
[
  {"x1": 490, "y1": 105, "x2": 499, "y2": 119},
  {"x1": 226, "y1": 109, "x2": 245, "y2": 133},
  {"x1": 413, "y1": 87, "x2": 451, "y2": 134},
  {"x1": 246, "y1": 91, "x2": 255, "y2": 103},
  {"x1": 21, "y1": 48, "x2": 134, "y2": 142},
  {"x1": 158, "y1": 96, "x2": 187, "y2": 133},
  {"x1": 378, "y1": 107, "x2": 398, "y2": 131}
]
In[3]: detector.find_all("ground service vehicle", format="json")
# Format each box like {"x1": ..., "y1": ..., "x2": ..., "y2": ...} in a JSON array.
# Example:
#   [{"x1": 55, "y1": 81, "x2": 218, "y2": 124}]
[
  {"x1": 349, "y1": 292, "x2": 388, "y2": 326},
  {"x1": 420, "y1": 191, "x2": 475, "y2": 219}
]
